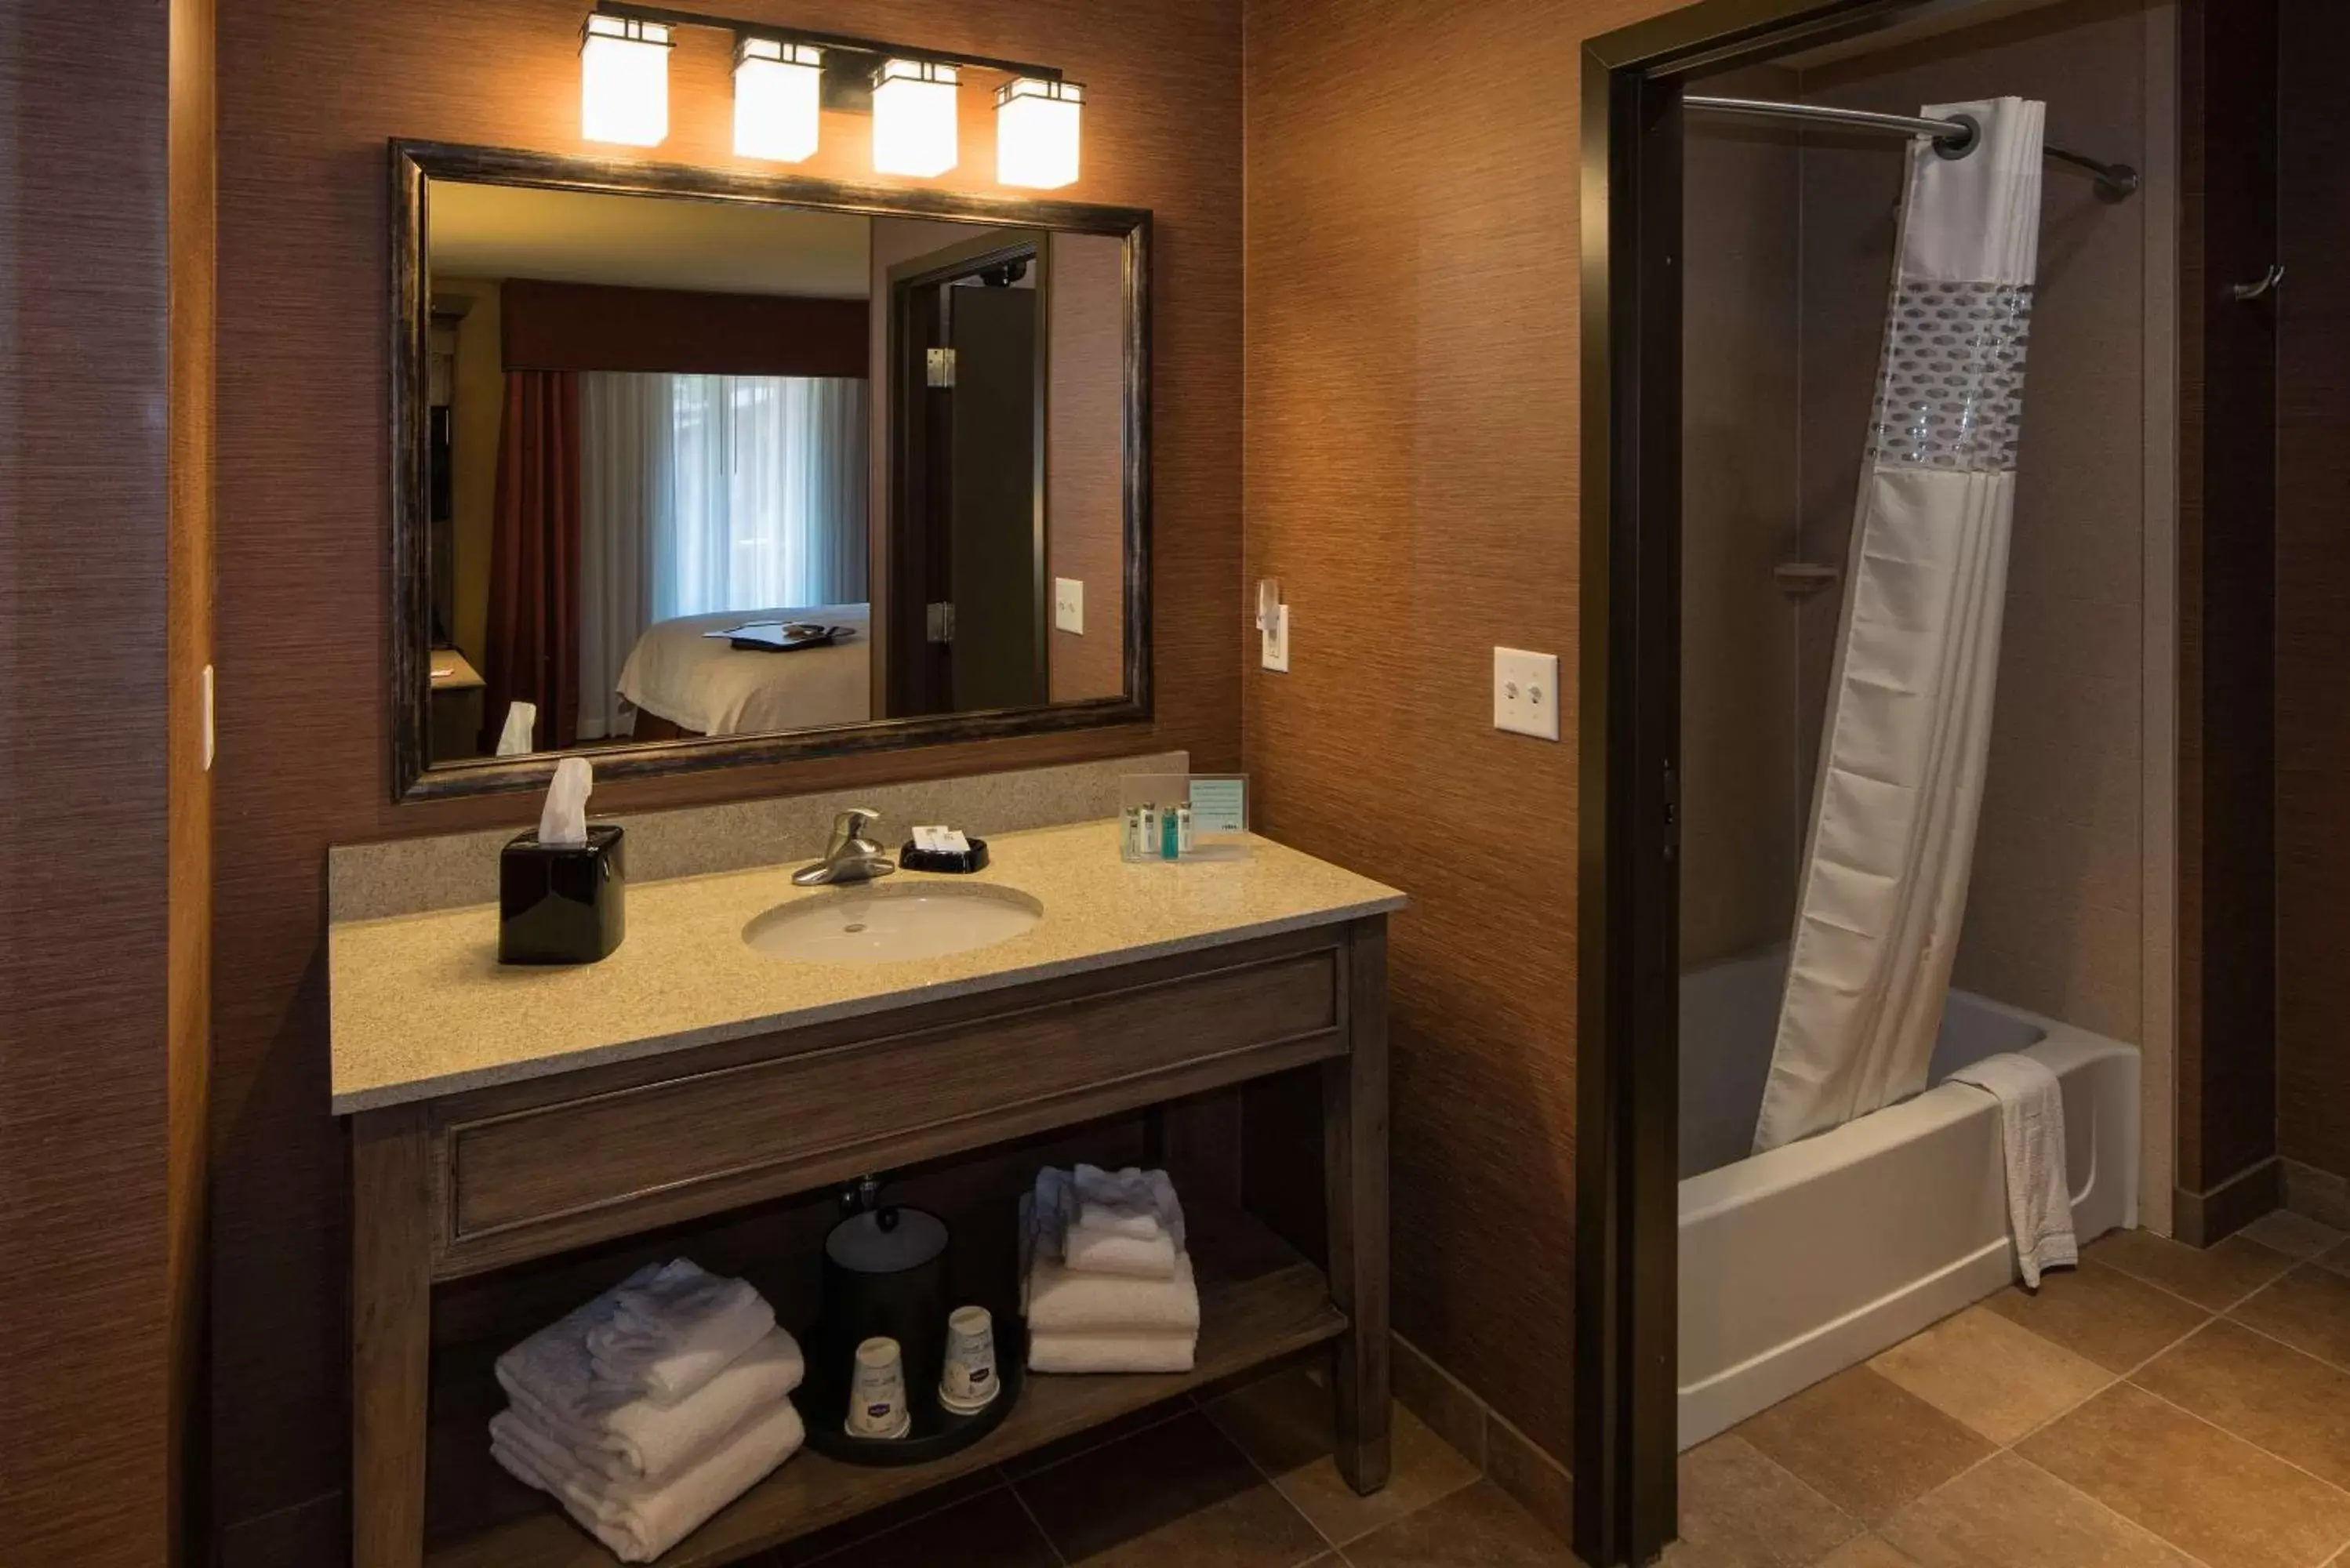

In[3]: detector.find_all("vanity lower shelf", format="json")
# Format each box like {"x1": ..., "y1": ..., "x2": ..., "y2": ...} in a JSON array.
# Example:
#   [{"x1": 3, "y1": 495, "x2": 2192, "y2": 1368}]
[{"x1": 420, "y1": 1203, "x2": 1345, "y2": 1568}]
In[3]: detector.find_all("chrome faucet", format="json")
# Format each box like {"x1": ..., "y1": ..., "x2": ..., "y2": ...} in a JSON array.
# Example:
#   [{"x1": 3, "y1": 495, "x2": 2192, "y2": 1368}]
[{"x1": 792, "y1": 807, "x2": 897, "y2": 887}]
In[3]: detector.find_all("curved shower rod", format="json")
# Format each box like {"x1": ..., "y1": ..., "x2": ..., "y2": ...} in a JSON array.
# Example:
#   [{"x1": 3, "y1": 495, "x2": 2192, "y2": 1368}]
[{"x1": 1684, "y1": 95, "x2": 2141, "y2": 201}]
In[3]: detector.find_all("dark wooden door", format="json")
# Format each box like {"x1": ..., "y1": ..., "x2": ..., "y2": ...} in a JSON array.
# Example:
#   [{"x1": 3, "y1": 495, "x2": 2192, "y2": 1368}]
[{"x1": 947, "y1": 285, "x2": 1045, "y2": 713}]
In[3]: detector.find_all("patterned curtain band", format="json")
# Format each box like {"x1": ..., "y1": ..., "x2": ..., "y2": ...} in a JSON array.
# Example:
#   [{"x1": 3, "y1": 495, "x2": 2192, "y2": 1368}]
[{"x1": 1869, "y1": 280, "x2": 2034, "y2": 473}]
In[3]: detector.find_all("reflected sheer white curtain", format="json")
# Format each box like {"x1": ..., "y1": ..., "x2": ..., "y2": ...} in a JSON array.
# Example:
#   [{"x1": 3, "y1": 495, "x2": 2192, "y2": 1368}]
[
  {"x1": 575, "y1": 372, "x2": 870, "y2": 739},
  {"x1": 577, "y1": 372, "x2": 666, "y2": 739},
  {"x1": 654, "y1": 376, "x2": 869, "y2": 622},
  {"x1": 1753, "y1": 98, "x2": 2046, "y2": 1154}
]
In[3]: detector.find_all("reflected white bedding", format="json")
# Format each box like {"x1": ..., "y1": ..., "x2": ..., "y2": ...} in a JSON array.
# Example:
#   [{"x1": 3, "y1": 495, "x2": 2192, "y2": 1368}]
[{"x1": 616, "y1": 604, "x2": 870, "y2": 737}]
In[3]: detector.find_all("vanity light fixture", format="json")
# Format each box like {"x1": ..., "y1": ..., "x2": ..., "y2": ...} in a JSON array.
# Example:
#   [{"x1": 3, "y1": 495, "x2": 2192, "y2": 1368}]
[
  {"x1": 871, "y1": 59, "x2": 960, "y2": 178},
  {"x1": 995, "y1": 78, "x2": 1083, "y2": 189},
  {"x1": 580, "y1": 13, "x2": 673, "y2": 147},
  {"x1": 576, "y1": 7, "x2": 1077, "y2": 184},
  {"x1": 733, "y1": 37, "x2": 823, "y2": 162}
]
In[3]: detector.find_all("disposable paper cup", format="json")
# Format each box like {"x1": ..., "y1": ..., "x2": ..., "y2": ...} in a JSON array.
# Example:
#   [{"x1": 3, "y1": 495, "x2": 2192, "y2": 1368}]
[
  {"x1": 938, "y1": 1305, "x2": 1000, "y2": 1413},
  {"x1": 847, "y1": 1335, "x2": 913, "y2": 1439}
]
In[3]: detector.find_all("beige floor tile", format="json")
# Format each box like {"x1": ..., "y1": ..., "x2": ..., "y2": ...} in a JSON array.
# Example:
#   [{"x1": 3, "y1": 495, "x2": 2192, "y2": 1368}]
[
  {"x1": 1735, "y1": 1367, "x2": 1994, "y2": 1526},
  {"x1": 1877, "y1": 1452, "x2": 2197, "y2": 1567},
  {"x1": 1673, "y1": 1434, "x2": 1860, "y2": 1568},
  {"x1": 2244, "y1": 1210, "x2": 2350, "y2": 1261},
  {"x1": 1204, "y1": 1366, "x2": 1480, "y2": 1547},
  {"x1": 1343, "y1": 1480, "x2": 1580, "y2": 1566},
  {"x1": 1981, "y1": 1258, "x2": 2210, "y2": 1372},
  {"x1": 2094, "y1": 1229, "x2": 2297, "y2": 1311},
  {"x1": 1867, "y1": 1305, "x2": 2112, "y2": 1443},
  {"x1": 2136, "y1": 1319, "x2": 2350, "y2": 1490},
  {"x1": 2019, "y1": 1381, "x2": 2350, "y2": 1568},
  {"x1": 1814, "y1": 1537, "x2": 1919, "y2": 1567},
  {"x1": 2236, "y1": 1265, "x2": 2350, "y2": 1370}
]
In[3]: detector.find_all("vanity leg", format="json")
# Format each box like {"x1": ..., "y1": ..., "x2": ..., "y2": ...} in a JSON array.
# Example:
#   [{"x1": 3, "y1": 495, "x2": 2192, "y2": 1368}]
[
  {"x1": 352, "y1": 1105, "x2": 434, "y2": 1568},
  {"x1": 1326, "y1": 918, "x2": 1392, "y2": 1494}
]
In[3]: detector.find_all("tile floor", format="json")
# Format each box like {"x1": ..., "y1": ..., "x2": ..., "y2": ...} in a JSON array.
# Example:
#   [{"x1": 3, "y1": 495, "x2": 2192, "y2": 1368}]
[
  {"x1": 752, "y1": 1363, "x2": 1572, "y2": 1567},
  {"x1": 1671, "y1": 1210, "x2": 2350, "y2": 1568},
  {"x1": 746, "y1": 1210, "x2": 2350, "y2": 1568}
]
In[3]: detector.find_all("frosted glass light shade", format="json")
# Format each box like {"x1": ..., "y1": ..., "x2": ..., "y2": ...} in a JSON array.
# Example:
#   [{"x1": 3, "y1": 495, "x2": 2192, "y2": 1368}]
[
  {"x1": 871, "y1": 59, "x2": 959, "y2": 178},
  {"x1": 580, "y1": 16, "x2": 670, "y2": 147},
  {"x1": 996, "y1": 78, "x2": 1083, "y2": 189},
  {"x1": 735, "y1": 38, "x2": 823, "y2": 162}
]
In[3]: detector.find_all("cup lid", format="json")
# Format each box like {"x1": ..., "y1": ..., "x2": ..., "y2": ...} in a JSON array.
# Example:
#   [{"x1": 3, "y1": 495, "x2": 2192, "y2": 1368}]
[{"x1": 824, "y1": 1205, "x2": 949, "y2": 1273}]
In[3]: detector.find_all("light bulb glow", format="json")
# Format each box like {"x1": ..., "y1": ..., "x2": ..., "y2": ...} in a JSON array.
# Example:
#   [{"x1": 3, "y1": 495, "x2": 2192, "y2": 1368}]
[
  {"x1": 871, "y1": 59, "x2": 959, "y2": 178},
  {"x1": 580, "y1": 15, "x2": 670, "y2": 147},
  {"x1": 996, "y1": 78, "x2": 1083, "y2": 189},
  {"x1": 734, "y1": 38, "x2": 823, "y2": 162}
]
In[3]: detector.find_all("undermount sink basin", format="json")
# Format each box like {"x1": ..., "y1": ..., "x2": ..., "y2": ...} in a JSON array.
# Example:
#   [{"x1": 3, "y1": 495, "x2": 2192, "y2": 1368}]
[{"x1": 743, "y1": 881, "x2": 1044, "y2": 964}]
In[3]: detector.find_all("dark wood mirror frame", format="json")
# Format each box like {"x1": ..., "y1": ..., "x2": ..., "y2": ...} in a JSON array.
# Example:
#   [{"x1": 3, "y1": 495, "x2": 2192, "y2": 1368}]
[{"x1": 389, "y1": 139, "x2": 1153, "y2": 802}]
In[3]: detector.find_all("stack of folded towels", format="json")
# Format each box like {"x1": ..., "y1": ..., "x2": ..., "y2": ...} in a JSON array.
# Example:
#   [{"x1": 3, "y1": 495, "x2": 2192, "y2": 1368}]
[
  {"x1": 1022, "y1": 1164, "x2": 1200, "y2": 1374},
  {"x1": 491, "y1": 1258, "x2": 807, "y2": 1563}
]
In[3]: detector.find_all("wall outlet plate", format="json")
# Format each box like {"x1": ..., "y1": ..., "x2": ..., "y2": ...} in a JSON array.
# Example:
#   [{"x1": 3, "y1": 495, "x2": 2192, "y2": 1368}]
[
  {"x1": 1493, "y1": 647, "x2": 1560, "y2": 741},
  {"x1": 1055, "y1": 577, "x2": 1084, "y2": 634},
  {"x1": 1261, "y1": 604, "x2": 1291, "y2": 673}
]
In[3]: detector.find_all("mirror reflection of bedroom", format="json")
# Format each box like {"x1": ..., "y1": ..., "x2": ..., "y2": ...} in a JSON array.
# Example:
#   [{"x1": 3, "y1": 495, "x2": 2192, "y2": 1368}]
[{"x1": 420, "y1": 178, "x2": 1128, "y2": 764}]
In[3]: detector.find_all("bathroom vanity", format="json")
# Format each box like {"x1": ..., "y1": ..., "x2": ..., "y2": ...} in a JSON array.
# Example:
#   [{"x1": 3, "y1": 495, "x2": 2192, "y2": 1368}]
[{"x1": 331, "y1": 818, "x2": 1401, "y2": 1568}]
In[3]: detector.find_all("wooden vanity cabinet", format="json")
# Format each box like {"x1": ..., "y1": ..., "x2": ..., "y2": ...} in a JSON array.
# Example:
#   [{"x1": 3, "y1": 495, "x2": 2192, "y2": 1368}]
[{"x1": 350, "y1": 914, "x2": 1390, "y2": 1568}]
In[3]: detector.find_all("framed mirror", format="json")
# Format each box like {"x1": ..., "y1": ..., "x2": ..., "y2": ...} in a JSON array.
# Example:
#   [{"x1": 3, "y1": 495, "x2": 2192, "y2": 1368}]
[{"x1": 390, "y1": 141, "x2": 1150, "y2": 800}]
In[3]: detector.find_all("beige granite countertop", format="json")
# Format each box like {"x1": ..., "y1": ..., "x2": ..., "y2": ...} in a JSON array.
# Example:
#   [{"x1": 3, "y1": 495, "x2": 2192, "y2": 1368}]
[{"x1": 329, "y1": 819, "x2": 1404, "y2": 1113}]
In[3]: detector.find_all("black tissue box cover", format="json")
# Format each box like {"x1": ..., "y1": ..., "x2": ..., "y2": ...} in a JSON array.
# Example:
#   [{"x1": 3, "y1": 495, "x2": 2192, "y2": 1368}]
[{"x1": 499, "y1": 823, "x2": 627, "y2": 964}]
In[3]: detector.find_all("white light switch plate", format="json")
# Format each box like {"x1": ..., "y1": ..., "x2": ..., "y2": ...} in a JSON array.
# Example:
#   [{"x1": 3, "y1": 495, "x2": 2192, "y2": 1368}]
[
  {"x1": 1494, "y1": 647, "x2": 1560, "y2": 741},
  {"x1": 1261, "y1": 604, "x2": 1291, "y2": 673},
  {"x1": 1055, "y1": 577, "x2": 1084, "y2": 633}
]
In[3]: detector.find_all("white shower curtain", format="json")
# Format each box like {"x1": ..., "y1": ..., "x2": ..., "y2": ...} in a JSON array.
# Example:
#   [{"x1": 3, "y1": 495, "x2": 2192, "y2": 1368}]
[{"x1": 1753, "y1": 98, "x2": 2046, "y2": 1155}]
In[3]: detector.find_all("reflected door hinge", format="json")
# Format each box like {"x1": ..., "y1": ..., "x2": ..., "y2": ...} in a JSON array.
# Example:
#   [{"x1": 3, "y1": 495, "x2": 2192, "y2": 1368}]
[
  {"x1": 926, "y1": 347, "x2": 957, "y2": 388},
  {"x1": 926, "y1": 601, "x2": 957, "y2": 643}
]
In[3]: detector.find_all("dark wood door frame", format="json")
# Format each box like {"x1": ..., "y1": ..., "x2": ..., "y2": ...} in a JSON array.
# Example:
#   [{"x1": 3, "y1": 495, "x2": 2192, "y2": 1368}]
[
  {"x1": 884, "y1": 234, "x2": 1050, "y2": 718},
  {"x1": 1575, "y1": 3, "x2": 1963, "y2": 1563}
]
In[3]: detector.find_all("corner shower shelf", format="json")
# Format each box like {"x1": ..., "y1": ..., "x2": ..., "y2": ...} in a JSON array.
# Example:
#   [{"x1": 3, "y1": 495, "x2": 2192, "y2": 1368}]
[{"x1": 1774, "y1": 562, "x2": 1842, "y2": 597}]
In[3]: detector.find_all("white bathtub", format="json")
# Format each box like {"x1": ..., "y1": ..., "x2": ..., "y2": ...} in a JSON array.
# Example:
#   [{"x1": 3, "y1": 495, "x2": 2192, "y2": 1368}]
[{"x1": 1677, "y1": 950, "x2": 2139, "y2": 1450}]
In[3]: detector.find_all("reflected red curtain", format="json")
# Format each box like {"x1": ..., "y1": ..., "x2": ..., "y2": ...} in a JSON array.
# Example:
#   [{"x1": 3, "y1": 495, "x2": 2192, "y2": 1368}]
[{"x1": 480, "y1": 370, "x2": 583, "y2": 753}]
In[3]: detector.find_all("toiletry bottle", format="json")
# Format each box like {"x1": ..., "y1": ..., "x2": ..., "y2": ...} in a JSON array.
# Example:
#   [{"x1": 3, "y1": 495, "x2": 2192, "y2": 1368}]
[
  {"x1": 1139, "y1": 804, "x2": 1158, "y2": 859},
  {"x1": 1177, "y1": 803, "x2": 1194, "y2": 854},
  {"x1": 1161, "y1": 801, "x2": 1181, "y2": 860}
]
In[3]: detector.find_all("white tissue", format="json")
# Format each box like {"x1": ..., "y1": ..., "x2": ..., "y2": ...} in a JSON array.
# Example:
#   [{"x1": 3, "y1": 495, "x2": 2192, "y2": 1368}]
[
  {"x1": 496, "y1": 701, "x2": 539, "y2": 757},
  {"x1": 539, "y1": 757, "x2": 593, "y2": 848}
]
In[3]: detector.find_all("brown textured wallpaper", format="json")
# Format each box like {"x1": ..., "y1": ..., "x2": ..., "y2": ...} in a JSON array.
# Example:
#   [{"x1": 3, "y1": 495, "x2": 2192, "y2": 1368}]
[
  {"x1": 209, "y1": 1, "x2": 1240, "y2": 1555},
  {"x1": 1240, "y1": 0, "x2": 1690, "y2": 1469},
  {"x1": 0, "y1": 3, "x2": 180, "y2": 1562}
]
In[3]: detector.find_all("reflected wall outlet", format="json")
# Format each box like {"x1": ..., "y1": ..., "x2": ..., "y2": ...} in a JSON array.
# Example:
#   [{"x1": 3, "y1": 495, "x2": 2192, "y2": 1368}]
[
  {"x1": 1494, "y1": 647, "x2": 1560, "y2": 741},
  {"x1": 1261, "y1": 604, "x2": 1290, "y2": 673},
  {"x1": 1055, "y1": 577, "x2": 1084, "y2": 633}
]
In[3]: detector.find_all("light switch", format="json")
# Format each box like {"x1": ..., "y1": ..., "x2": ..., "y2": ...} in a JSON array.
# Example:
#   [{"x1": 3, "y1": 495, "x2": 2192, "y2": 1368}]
[
  {"x1": 1055, "y1": 577, "x2": 1084, "y2": 634},
  {"x1": 1493, "y1": 647, "x2": 1560, "y2": 741},
  {"x1": 1261, "y1": 604, "x2": 1290, "y2": 673}
]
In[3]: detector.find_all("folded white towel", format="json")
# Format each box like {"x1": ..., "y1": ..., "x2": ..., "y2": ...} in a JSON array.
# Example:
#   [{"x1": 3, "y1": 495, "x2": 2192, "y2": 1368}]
[
  {"x1": 499, "y1": 1312, "x2": 804, "y2": 1483},
  {"x1": 1948, "y1": 1052, "x2": 2078, "y2": 1289},
  {"x1": 1065, "y1": 1225, "x2": 1181, "y2": 1279},
  {"x1": 1028, "y1": 1252, "x2": 1200, "y2": 1335},
  {"x1": 1026, "y1": 1170, "x2": 1181, "y2": 1278},
  {"x1": 1028, "y1": 1330, "x2": 1197, "y2": 1375},
  {"x1": 587, "y1": 1258, "x2": 778, "y2": 1406},
  {"x1": 1073, "y1": 1163, "x2": 1187, "y2": 1249},
  {"x1": 492, "y1": 1399, "x2": 805, "y2": 1563}
]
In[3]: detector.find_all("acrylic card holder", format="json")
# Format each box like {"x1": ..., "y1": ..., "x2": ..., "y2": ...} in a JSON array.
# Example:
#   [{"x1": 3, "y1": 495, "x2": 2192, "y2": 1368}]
[{"x1": 1118, "y1": 773, "x2": 1249, "y2": 862}]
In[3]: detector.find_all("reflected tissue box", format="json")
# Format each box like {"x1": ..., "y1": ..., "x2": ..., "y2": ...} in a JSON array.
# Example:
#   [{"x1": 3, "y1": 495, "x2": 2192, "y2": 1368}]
[{"x1": 499, "y1": 824, "x2": 627, "y2": 965}]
